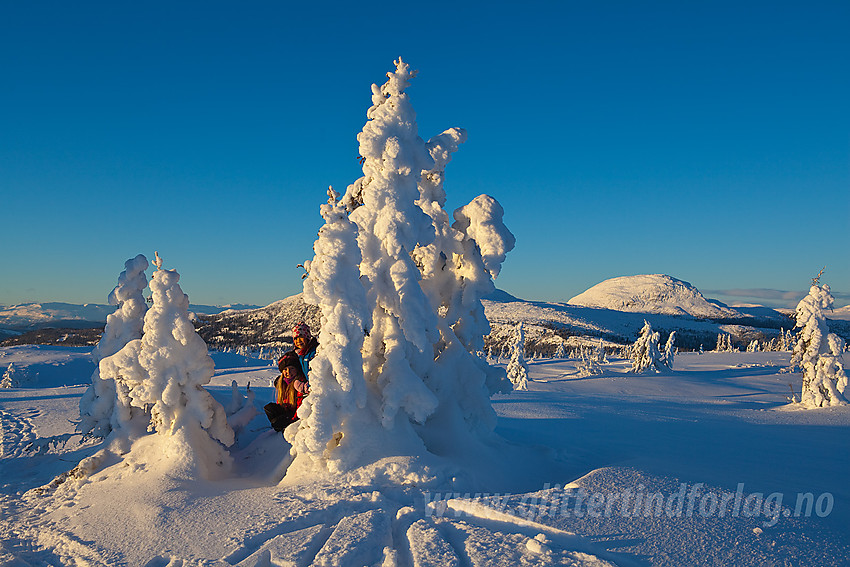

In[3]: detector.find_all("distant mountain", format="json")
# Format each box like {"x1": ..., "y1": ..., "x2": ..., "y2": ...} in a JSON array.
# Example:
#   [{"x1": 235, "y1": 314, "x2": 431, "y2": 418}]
[
  {"x1": 0, "y1": 302, "x2": 115, "y2": 330},
  {"x1": 568, "y1": 274, "x2": 741, "y2": 319},
  {"x1": 194, "y1": 295, "x2": 320, "y2": 350},
  {"x1": 828, "y1": 305, "x2": 850, "y2": 322},
  {"x1": 11, "y1": 279, "x2": 849, "y2": 354},
  {"x1": 0, "y1": 301, "x2": 262, "y2": 331}
]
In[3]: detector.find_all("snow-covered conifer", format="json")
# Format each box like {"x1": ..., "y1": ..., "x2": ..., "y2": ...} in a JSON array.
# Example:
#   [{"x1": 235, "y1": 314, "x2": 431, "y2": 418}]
[
  {"x1": 1, "y1": 364, "x2": 17, "y2": 388},
  {"x1": 576, "y1": 343, "x2": 603, "y2": 377},
  {"x1": 789, "y1": 281, "x2": 848, "y2": 408},
  {"x1": 288, "y1": 189, "x2": 372, "y2": 472},
  {"x1": 630, "y1": 320, "x2": 664, "y2": 373},
  {"x1": 506, "y1": 322, "x2": 529, "y2": 390},
  {"x1": 594, "y1": 340, "x2": 608, "y2": 364},
  {"x1": 784, "y1": 328, "x2": 796, "y2": 352},
  {"x1": 662, "y1": 331, "x2": 676, "y2": 370},
  {"x1": 110, "y1": 254, "x2": 235, "y2": 478},
  {"x1": 290, "y1": 60, "x2": 514, "y2": 473},
  {"x1": 79, "y1": 254, "x2": 149, "y2": 438},
  {"x1": 555, "y1": 341, "x2": 567, "y2": 359}
]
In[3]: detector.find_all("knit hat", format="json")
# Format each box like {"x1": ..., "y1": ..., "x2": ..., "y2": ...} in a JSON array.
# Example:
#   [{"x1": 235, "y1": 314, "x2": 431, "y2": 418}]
[
  {"x1": 292, "y1": 322, "x2": 311, "y2": 340},
  {"x1": 277, "y1": 350, "x2": 300, "y2": 374}
]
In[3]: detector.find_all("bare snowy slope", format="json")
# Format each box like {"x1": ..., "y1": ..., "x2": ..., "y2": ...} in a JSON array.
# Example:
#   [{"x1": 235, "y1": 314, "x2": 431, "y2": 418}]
[{"x1": 568, "y1": 274, "x2": 741, "y2": 319}]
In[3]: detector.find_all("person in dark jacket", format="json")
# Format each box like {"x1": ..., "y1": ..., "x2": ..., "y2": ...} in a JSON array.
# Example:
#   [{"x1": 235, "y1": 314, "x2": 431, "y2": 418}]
[{"x1": 264, "y1": 351, "x2": 308, "y2": 432}]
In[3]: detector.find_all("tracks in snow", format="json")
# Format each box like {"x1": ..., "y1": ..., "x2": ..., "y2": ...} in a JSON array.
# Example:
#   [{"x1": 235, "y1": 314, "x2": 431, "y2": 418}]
[
  {"x1": 0, "y1": 409, "x2": 37, "y2": 459},
  {"x1": 219, "y1": 490, "x2": 623, "y2": 567}
]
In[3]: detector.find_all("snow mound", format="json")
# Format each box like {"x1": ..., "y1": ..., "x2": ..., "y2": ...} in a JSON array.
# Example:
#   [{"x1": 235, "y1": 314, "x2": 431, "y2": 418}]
[{"x1": 568, "y1": 275, "x2": 741, "y2": 319}]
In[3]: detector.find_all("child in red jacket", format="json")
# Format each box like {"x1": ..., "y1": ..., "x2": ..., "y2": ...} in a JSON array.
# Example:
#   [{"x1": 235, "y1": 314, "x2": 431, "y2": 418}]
[{"x1": 264, "y1": 351, "x2": 309, "y2": 431}]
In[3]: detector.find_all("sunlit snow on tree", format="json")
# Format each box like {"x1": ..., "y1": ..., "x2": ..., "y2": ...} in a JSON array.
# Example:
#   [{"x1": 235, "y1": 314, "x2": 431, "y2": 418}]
[
  {"x1": 789, "y1": 276, "x2": 848, "y2": 408},
  {"x1": 103, "y1": 253, "x2": 235, "y2": 479},
  {"x1": 629, "y1": 320, "x2": 665, "y2": 374},
  {"x1": 78, "y1": 254, "x2": 149, "y2": 438},
  {"x1": 289, "y1": 59, "x2": 515, "y2": 474},
  {"x1": 506, "y1": 322, "x2": 529, "y2": 389}
]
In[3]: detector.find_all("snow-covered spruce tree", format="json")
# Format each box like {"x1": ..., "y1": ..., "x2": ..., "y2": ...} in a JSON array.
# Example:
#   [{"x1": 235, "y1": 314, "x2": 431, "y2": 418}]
[
  {"x1": 630, "y1": 320, "x2": 664, "y2": 373},
  {"x1": 290, "y1": 60, "x2": 514, "y2": 473},
  {"x1": 789, "y1": 280, "x2": 848, "y2": 408},
  {"x1": 576, "y1": 345, "x2": 602, "y2": 377},
  {"x1": 1, "y1": 364, "x2": 17, "y2": 388},
  {"x1": 78, "y1": 254, "x2": 149, "y2": 438},
  {"x1": 784, "y1": 328, "x2": 796, "y2": 352},
  {"x1": 662, "y1": 331, "x2": 676, "y2": 370},
  {"x1": 555, "y1": 341, "x2": 567, "y2": 359},
  {"x1": 506, "y1": 322, "x2": 529, "y2": 390},
  {"x1": 288, "y1": 189, "x2": 372, "y2": 472},
  {"x1": 108, "y1": 253, "x2": 235, "y2": 478},
  {"x1": 594, "y1": 340, "x2": 608, "y2": 364}
]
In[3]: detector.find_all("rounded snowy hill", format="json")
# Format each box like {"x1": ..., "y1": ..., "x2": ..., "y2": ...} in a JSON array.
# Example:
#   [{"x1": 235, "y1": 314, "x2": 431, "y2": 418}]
[{"x1": 568, "y1": 274, "x2": 741, "y2": 319}]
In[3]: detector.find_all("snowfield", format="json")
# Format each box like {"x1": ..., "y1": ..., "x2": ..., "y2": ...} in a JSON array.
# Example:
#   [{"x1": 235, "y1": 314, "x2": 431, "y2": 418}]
[{"x1": 1, "y1": 345, "x2": 848, "y2": 566}]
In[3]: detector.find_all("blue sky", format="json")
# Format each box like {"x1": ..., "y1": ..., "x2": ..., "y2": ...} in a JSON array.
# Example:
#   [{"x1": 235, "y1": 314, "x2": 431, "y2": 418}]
[{"x1": 1, "y1": 1, "x2": 848, "y2": 309}]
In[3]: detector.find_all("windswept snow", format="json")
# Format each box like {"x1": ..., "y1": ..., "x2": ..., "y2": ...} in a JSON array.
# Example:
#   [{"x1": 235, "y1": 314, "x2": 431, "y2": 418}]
[
  {"x1": 1, "y1": 345, "x2": 849, "y2": 566},
  {"x1": 569, "y1": 274, "x2": 741, "y2": 319}
]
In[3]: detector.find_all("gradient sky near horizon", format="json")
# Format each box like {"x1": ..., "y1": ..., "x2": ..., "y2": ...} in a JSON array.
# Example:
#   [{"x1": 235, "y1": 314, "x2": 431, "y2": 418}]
[{"x1": 2, "y1": 1, "x2": 848, "y2": 309}]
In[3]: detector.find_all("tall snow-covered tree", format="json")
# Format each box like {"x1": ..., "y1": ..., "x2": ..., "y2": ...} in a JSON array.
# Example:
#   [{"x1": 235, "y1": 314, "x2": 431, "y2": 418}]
[
  {"x1": 506, "y1": 322, "x2": 529, "y2": 390},
  {"x1": 108, "y1": 253, "x2": 235, "y2": 478},
  {"x1": 290, "y1": 60, "x2": 515, "y2": 473},
  {"x1": 78, "y1": 254, "x2": 149, "y2": 438},
  {"x1": 630, "y1": 320, "x2": 664, "y2": 373},
  {"x1": 289, "y1": 189, "x2": 372, "y2": 473},
  {"x1": 789, "y1": 281, "x2": 848, "y2": 408}
]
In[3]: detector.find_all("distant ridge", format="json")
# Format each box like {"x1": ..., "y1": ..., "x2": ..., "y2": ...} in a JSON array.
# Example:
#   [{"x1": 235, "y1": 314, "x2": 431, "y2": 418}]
[{"x1": 0, "y1": 301, "x2": 261, "y2": 331}]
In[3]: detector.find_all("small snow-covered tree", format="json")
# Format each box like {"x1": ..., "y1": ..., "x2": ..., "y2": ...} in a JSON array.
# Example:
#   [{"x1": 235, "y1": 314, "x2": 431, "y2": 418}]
[
  {"x1": 79, "y1": 254, "x2": 149, "y2": 438},
  {"x1": 506, "y1": 322, "x2": 529, "y2": 390},
  {"x1": 784, "y1": 328, "x2": 796, "y2": 352},
  {"x1": 576, "y1": 344, "x2": 603, "y2": 377},
  {"x1": 554, "y1": 341, "x2": 567, "y2": 359},
  {"x1": 789, "y1": 280, "x2": 848, "y2": 408},
  {"x1": 593, "y1": 340, "x2": 608, "y2": 364},
  {"x1": 1, "y1": 364, "x2": 17, "y2": 388},
  {"x1": 662, "y1": 331, "x2": 676, "y2": 370},
  {"x1": 630, "y1": 320, "x2": 664, "y2": 373},
  {"x1": 109, "y1": 253, "x2": 235, "y2": 478}
]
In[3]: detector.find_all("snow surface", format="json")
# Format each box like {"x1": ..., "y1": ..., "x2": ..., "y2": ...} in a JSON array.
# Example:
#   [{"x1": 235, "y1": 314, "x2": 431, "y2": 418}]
[
  {"x1": 568, "y1": 275, "x2": 741, "y2": 319},
  {"x1": 2, "y1": 345, "x2": 848, "y2": 566}
]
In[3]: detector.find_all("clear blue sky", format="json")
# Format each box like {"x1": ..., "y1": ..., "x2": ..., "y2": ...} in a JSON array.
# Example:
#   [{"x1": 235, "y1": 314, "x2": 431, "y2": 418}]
[{"x1": 2, "y1": 1, "x2": 848, "y2": 309}]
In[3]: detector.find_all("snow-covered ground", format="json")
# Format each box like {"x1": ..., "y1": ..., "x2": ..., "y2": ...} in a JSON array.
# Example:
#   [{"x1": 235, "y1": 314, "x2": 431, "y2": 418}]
[{"x1": 1, "y1": 345, "x2": 848, "y2": 566}]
